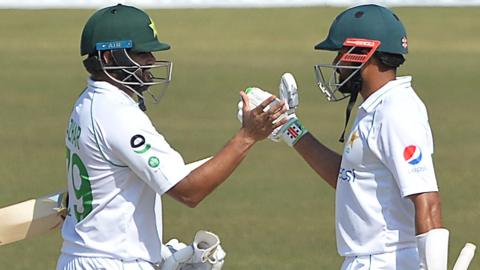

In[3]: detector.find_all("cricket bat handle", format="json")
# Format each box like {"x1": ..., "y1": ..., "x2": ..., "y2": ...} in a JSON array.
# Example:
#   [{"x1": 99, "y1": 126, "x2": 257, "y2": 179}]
[{"x1": 452, "y1": 243, "x2": 476, "y2": 270}]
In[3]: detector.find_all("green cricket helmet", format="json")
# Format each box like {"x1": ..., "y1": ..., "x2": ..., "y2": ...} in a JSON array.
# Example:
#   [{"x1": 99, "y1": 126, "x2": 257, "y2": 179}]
[
  {"x1": 81, "y1": 4, "x2": 170, "y2": 55},
  {"x1": 314, "y1": 4, "x2": 408, "y2": 102},
  {"x1": 313, "y1": 4, "x2": 408, "y2": 143},
  {"x1": 80, "y1": 4, "x2": 173, "y2": 111},
  {"x1": 315, "y1": 4, "x2": 408, "y2": 54}
]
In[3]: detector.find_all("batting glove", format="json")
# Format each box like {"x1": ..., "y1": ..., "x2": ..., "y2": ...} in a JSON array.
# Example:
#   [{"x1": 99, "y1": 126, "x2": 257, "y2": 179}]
[
  {"x1": 416, "y1": 228, "x2": 449, "y2": 270},
  {"x1": 162, "y1": 231, "x2": 226, "y2": 270},
  {"x1": 269, "y1": 73, "x2": 308, "y2": 146},
  {"x1": 237, "y1": 84, "x2": 308, "y2": 147}
]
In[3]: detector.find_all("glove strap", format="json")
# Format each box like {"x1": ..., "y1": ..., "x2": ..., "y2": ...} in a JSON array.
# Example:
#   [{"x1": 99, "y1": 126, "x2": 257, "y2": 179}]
[{"x1": 281, "y1": 119, "x2": 308, "y2": 147}]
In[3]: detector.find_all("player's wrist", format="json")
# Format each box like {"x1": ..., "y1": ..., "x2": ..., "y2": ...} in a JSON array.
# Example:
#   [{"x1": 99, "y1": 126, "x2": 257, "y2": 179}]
[
  {"x1": 236, "y1": 128, "x2": 258, "y2": 146},
  {"x1": 278, "y1": 116, "x2": 309, "y2": 147}
]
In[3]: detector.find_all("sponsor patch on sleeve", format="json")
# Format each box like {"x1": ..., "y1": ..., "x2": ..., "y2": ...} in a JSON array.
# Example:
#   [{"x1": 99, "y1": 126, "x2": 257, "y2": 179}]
[
  {"x1": 130, "y1": 134, "x2": 151, "y2": 154},
  {"x1": 403, "y1": 145, "x2": 429, "y2": 173}
]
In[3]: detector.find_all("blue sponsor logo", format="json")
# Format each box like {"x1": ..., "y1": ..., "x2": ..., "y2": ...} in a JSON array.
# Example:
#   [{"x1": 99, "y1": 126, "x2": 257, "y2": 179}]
[{"x1": 338, "y1": 168, "x2": 356, "y2": 183}]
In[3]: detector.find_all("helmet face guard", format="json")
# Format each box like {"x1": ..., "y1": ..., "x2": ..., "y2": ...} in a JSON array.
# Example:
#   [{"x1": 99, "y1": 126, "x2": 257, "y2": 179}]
[
  {"x1": 314, "y1": 38, "x2": 380, "y2": 102},
  {"x1": 81, "y1": 4, "x2": 173, "y2": 110},
  {"x1": 96, "y1": 40, "x2": 173, "y2": 104}
]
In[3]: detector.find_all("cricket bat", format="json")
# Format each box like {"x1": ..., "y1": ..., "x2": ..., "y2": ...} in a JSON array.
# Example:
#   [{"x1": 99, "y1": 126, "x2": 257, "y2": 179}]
[
  {"x1": 0, "y1": 191, "x2": 67, "y2": 246},
  {"x1": 453, "y1": 243, "x2": 476, "y2": 270},
  {"x1": 0, "y1": 157, "x2": 211, "y2": 246}
]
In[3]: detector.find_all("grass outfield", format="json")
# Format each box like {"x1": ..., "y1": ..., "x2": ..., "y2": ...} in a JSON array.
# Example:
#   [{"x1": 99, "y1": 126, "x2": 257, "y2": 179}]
[{"x1": 0, "y1": 6, "x2": 479, "y2": 269}]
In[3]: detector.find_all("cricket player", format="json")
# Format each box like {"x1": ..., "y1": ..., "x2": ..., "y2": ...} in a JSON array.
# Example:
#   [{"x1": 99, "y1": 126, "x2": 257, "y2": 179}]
[
  {"x1": 243, "y1": 4, "x2": 449, "y2": 270},
  {"x1": 58, "y1": 4, "x2": 287, "y2": 270}
]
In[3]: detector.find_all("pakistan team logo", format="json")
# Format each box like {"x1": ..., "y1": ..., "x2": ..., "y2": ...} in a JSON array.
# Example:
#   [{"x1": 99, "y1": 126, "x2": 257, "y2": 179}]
[
  {"x1": 148, "y1": 156, "x2": 160, "y2": 168},
  {"x1": 130, "y1": 134, "x2": 151, "y2": 154}
]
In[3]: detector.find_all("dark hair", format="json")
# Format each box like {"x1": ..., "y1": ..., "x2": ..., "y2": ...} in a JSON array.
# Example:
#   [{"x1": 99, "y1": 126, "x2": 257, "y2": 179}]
[
  {"x1": 374, "y1": 52, "x2": 405, "y2": 68},
  {"x1": 83, "y1": 55, "x2": 103, "y2": 75}
]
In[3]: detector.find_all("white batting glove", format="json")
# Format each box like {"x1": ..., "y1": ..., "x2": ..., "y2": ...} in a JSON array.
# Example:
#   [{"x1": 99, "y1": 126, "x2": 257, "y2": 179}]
[
  {"x1": 416, "y1": 228, "x2": 449, "y2": 270},
  {"x1": 185, "y1": 231, "x2": 225, "y2": 270},
  {"x1": 237, "y1": 87, "x2": 288, "y2": 140},
  {"x1": 270, "y1": 73, "x2": 308, "y2": 146},
  {"x1": 279, "y1": 72, "x2": 299, "y2": 114},
  {"x1": 236, "y1": 87, "x2": 285, "y2": 124},
  {"x1": 237, "y1": 85, "x2": 307, "y2": 146},
  {"x1": 161, "y1": 231, "x2": 226, "y2": 270},
  {"x1": 162, "y1": 239, "x2": 194, "y2": 270}
]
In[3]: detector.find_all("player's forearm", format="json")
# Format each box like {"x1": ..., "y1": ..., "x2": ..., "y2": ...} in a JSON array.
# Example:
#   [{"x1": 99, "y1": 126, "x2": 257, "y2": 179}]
[
  {"x1": 169, "y1": 93, "x2": 286, "y2": 207},
  {"x1": 409, "y1": 191, "x2": 443, "y2": 234},
  {"x1": 293, "y1": 133, "x2": 341, "y2": 189},
  {"x1": 168, "y1": 129, "x2": 255, "y2": 207},
  {"x1": 191, "y1": 129, "x2": 255, "y2": 188},
  {"x1": 411, "y1": 192, "x2": 448, "y2": 270}
]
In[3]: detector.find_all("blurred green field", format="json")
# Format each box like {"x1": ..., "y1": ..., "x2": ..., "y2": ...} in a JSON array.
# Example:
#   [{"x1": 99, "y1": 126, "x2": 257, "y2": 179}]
[{"x1": 0, "y1": 6, "x2": 479, "y2": 269}]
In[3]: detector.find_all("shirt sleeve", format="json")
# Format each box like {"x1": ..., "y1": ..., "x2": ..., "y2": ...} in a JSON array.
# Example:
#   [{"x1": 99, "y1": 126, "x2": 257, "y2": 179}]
[
  {"x1": 372, "y1": 108, "x2": 438, "y2": 197},
  {"x1": 101, "y1": 106, "x2": 190, "y2": 195}
]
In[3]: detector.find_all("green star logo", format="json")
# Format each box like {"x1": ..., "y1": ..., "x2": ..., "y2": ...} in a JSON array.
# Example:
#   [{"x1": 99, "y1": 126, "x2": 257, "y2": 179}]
[
  {"x1": 148, "y1": 17, "x2": 158, "y2": 38},
  {"x1": 148, "y1": 156, "x2": 160, "y2": 168}
]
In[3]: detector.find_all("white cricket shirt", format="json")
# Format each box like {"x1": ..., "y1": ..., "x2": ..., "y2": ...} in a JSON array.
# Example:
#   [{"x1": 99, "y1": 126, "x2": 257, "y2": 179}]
[
  {"x1": 62, "y1": 79, "x2": 190, "y2": 263},
  {"x1": 336, "y1": 76, "x2": 439, "y2": 256}
]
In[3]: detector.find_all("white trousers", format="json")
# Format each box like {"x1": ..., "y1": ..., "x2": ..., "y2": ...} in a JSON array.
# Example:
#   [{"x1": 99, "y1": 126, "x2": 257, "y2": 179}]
[
  {"x1": 340, "y1": 247, "x2": 420, "y2": 270},
  {"x1": 57, "y1": 254, "x2": 160, "y2": 270}
]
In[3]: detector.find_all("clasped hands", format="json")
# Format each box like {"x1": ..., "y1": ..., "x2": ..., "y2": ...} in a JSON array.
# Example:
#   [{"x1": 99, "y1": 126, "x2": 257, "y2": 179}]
[{"x1": 237, "y1": 73, "x2": 308, "y2": 146}]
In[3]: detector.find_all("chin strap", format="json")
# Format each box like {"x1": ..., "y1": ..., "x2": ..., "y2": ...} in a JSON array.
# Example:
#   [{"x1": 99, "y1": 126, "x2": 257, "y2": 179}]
[
  {"x1": 138, "y1": 97, "x2": 147, "y2": 111},
  {"x1": 338, "y1": 90, "x2": 358, "y2": 143},
  {"x1": 338, "y1": 69, "x2": 363, "y2": 143}
]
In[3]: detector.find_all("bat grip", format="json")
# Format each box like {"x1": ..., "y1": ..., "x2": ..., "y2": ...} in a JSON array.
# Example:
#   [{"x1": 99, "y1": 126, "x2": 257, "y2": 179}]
[{"x1": 452, "y1": 243, "x2": 476, "y2": 270}]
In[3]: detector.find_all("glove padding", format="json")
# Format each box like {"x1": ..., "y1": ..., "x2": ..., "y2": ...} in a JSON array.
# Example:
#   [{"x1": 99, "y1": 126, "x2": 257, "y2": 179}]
[
  {"x1": 237, "y1": 87, "x2": 286, "y2": 125},
  {"x1": 237, "y1": 74, "x2": 307, "y2": 146},
  {"x1": 416, "y1": 228, "x2": 449, "y2": 270},
  {"x1": 279, "y1": 72, "x2": 299, "y2": 114},
  {"x1": 270, "y1": 73, "x2": 308, "y2": 146},
  {"x1": 237, "y1": 87, "x2": 289, "y2": 141},
  {"x1": 162, "y1": 230, "x2": 226, "y2": 270}
]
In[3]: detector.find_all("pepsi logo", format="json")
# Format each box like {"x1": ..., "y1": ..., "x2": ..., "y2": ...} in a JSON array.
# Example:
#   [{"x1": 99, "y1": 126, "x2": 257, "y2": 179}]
[{"x1": 403, "y1": 145, "x2": 422, "y2": 165}]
